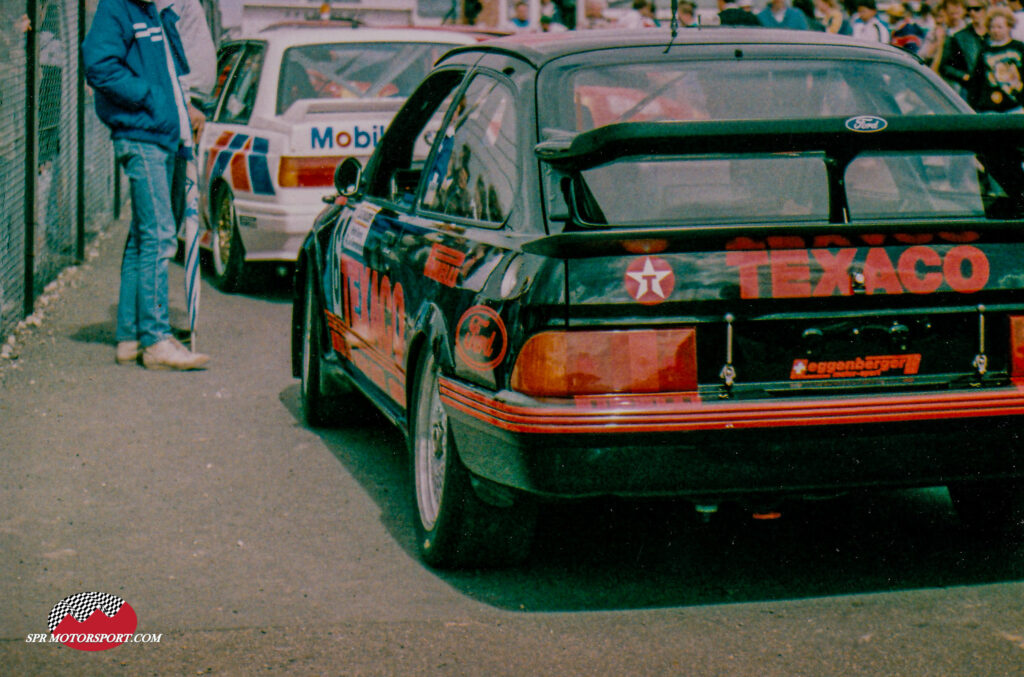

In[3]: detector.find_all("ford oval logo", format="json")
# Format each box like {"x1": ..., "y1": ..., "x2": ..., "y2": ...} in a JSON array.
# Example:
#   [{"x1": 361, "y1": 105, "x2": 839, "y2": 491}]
[{"x1": 845, "y1": 115, "x2": 888, "y2": 132}]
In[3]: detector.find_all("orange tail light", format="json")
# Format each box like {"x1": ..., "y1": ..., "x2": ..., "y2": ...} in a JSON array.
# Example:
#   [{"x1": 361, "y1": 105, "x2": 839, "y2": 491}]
[
  {"x1": 511, "y1": 328, "x2": 698, "y2": 397},
  {"x1": 278, "y1": 156, "x2": 343, "y2": 188},
  {"x1": 1011, "y1": 316, "x2": 1024, "y2": 377}
]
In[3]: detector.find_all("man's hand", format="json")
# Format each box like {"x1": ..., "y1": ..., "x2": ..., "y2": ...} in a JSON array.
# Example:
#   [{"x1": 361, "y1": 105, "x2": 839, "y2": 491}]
[{"x1": 187, "y1": 102, "x2": 206, "y2": 143}]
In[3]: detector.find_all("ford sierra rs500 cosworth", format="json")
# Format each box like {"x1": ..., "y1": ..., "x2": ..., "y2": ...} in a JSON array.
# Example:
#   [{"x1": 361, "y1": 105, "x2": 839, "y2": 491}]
[{"x1": 293, "y1": 29, "x2": 1024, "y2": 568}]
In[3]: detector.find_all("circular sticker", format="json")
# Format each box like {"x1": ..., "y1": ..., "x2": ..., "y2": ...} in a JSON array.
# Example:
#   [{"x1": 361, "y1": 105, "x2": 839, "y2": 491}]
[
  {"x1": 456, "y1": 306, "x2": 508, "y2": 371},
  {"x1": 624, "y1": 256, "x2": 676, "y2": 305}
]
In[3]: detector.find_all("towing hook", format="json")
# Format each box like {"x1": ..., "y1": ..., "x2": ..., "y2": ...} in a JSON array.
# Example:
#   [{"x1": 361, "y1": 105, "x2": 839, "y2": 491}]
[
  {"x1": 694, "y1": 503, "x2": 719, "y2": 524},
  {"x1": 719, "y1": 313, "x2": 737, "y2": 397}
]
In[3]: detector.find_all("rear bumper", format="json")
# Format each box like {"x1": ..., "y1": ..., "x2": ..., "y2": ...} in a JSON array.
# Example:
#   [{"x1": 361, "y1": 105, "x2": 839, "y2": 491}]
[
  {"x1": 234, "y1": 198, "x2": 321, "y2": 262},
  {"x1": 440, "y1": 378, "x2": 1024, "y2": 498}
]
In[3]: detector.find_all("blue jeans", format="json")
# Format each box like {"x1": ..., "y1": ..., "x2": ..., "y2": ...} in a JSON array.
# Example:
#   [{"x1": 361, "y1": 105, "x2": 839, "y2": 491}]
[{"x1": 114, "y1": 139, "x2": 178, "y2": 348}]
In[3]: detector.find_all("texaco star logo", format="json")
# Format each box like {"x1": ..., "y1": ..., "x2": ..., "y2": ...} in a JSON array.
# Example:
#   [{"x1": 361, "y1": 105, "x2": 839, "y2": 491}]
[{"x1": 624, "y1": 256, "x2": 675, "y2": 305}]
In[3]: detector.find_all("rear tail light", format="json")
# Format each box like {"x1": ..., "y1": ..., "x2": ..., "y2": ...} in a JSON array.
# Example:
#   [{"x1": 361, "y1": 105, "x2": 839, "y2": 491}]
[
  {"x1": 278, "y1": 156, "x2": 343, "y2": 188},
  {"x1": 511, "y1": 328, "x2": 697, "y2": 397},
  {"x1": 1010, "y1": 316, "x2": 1024, "y2": 377}
]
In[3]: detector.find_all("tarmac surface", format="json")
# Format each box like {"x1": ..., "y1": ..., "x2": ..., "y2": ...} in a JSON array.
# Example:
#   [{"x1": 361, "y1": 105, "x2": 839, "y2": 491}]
[{"x1": 2, "y1": 215, "x2": 1024, "y2": 675}]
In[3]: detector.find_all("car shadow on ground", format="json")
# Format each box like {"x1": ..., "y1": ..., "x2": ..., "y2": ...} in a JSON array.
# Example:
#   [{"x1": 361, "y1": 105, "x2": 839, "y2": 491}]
[{"x1": 280, "y1": 384, "x2": 1024, "y2": 613}]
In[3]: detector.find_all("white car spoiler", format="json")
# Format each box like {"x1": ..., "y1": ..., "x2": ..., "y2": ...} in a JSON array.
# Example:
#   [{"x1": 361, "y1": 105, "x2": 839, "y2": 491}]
[{"x1": 281, "y1": 97, "x2": 407, "y2": 123}]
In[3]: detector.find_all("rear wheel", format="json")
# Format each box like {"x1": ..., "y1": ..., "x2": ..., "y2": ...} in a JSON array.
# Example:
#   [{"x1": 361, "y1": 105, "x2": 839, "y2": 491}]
[
  {"x1": 212, "y1": 189, "x2": 245, "y2": 292},
  {"x1": 411, "y1": 350, "x2": 535, "y2": 568},
  {"x1": 949, "y1": 481, "x2": 1024, "y2": 537},
  {"x1": 300, "y1": 265, "x2": 331, "y2": 427}
]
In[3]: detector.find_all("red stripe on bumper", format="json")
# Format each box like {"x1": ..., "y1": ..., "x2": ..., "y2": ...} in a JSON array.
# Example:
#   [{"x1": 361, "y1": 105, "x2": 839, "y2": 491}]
[{"x1": 438, "y1": 378, "x2": 1024, "y2": 434}]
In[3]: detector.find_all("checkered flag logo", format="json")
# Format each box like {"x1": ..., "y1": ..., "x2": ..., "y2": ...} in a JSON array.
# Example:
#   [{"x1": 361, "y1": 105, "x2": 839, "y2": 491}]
[{"x1": 48, "y1": 592, "x2": 125, "y2": 633}]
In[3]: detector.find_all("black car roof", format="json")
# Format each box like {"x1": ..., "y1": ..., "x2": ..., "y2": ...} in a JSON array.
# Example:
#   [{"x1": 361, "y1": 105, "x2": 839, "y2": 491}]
[{"x1": 443, "y1": 27, "x2": 915, "y2": 69}]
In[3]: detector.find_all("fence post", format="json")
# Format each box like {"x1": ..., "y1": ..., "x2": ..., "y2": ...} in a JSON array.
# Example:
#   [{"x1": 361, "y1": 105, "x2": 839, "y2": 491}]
[
  {"x1": 23, "y1": 0, "x2": 38, "y2": 317},
  {"x1": 76, "y1": 0, "x2": 86, "y2": 263}
]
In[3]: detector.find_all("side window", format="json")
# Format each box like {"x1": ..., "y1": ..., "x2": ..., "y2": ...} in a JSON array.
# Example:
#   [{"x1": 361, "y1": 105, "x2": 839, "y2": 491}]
[
  {"x1": 212, "y1": 43, "x2": 245, "y2": 101},
  {"x1": 364, "y1": 70, "x2": 466, "y2": 203},
  {"x1": 420, "y1": 75, "x2": 517, "y2": 225},
  {"x1": 216, "y1": 44, "x2": 265, "y2": 125}
]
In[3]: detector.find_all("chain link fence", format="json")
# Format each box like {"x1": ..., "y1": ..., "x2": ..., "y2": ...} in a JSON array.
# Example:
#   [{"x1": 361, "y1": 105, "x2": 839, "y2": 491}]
[{"x1": 0, "y1": 0, "x2": 119, "y2": 344}]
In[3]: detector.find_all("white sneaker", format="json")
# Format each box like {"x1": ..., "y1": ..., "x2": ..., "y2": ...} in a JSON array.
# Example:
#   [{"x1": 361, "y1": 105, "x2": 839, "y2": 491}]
[
  {"x1": 142, "y1": 337, "x2": 209, "y2": 371},
  {"x1": 115, "y1": 341, "x2": 141, "y2": 365}
]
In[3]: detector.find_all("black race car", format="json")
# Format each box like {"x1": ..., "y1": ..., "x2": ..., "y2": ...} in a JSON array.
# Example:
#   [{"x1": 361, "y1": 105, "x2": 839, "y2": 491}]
[{"x1": 293, "y1": 28, "x2": 1024, "y2": 568}]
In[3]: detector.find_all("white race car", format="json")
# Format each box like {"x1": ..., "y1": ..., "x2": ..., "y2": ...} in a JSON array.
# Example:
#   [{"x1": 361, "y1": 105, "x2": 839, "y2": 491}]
[{"x1": 195, "y1": 23, "x2": 482, "y2": 290}]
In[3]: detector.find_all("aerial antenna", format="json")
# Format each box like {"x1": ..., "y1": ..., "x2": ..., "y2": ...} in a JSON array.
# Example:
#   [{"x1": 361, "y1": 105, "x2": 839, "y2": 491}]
[{"x1": 665, "y1": 0, "x2": 679, "y2": 52}]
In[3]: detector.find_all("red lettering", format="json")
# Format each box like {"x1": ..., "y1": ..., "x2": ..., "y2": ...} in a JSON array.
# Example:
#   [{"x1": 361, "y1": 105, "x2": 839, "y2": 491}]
[
  {"x1": 370, "y1": 269, "x2": 381, "y2": 338},
  {"x1": 897, "y1": 246, "x2": 942, "y2": 294},
  {"x1": 770, "y1": 250, "x2": 812, "y2": 298},
  {"x1": 812, "y1": 248, "x2": 857, "y2": 297},
  {"x1": 725, "y1": 236, "x2": 766, "y2": 251},
  {"x1": 338, "y1": 254, "x2": 407, "y2": 362},
  {"x1": 358, "y1": 264, "x2": 371, "y2": 331},
  {"x1": 378, "y1": 275, "x2": 392, "y2": 357},
  {"x1": 392, "y1": 283, "x2": 405, "y2": 361},
  {"x1": 892, "y1": 232, "x2": 934, "y2": 245},
  {"x1": 944, "y1": 245, "x2": 989, "y2": 293},
  {"x1": 938, "y1": 230, "x2": 981, "y2": 243},
  {"x1": 811, "y1": 235, "x2": 852, "y2": 248},
  {"x1": 861, "y1": 234, "x2": 886, "y2": 246},
  {"x1": 863, "y1": 248, "x2": 902, "y2": 295},
  {"x1": 726, "y1": 251, "x2": 769, "y2": 299},
  {"x1": 765, "y1": 236, "x2": 806, "y2": 250}
]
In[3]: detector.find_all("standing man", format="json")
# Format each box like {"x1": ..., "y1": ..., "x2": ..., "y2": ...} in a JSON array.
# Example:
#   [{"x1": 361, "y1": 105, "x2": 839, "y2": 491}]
[
  {"x1": 852, "y1": 0, "x2": 891, "y2": 42},
  {"x1": 758, "y1": 0, "x2": 810, "y2": 29},
  {"x1": 82, "y1": 0, "x2": 210, "y2": 370},
  {"x1": 720, "y1": 0, "x2": 762, "y2": 25},
  {"x1": 940, "y1": 0, "x2": 989, "y2": 97}
]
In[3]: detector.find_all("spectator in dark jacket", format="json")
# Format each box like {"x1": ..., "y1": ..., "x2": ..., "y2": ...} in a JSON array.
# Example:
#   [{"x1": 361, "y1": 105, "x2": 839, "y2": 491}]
[
  {"x1": 940, "y1": 0, "x2": 989, "y2": 97},
  {"x1": 82, "y1": 0, "x2": 209, "y2": 370},
  {"x1": 719, "y1": 0, "x2": 762, "y2": 25},
  {"x1": 968, "y1": 6, "x2": 1024, "y2": 111}
]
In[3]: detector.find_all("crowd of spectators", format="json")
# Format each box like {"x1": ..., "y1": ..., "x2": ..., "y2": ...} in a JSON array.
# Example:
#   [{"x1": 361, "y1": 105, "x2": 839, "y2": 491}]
[{"x1": 498, "y1": 0, "x2": 1024, "y2": 112}]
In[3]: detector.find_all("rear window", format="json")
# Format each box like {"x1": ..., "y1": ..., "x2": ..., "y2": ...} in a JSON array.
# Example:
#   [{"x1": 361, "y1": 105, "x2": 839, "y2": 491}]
[
  {"x1": 277, "y1": 42, "x2": 458, "y2": 115},
  {"x1": 577, "y1": 151, "x2": 995, "y2": 225},
  {"x1": 545, "y1": 58, "x2": 957, "y2": 131}
]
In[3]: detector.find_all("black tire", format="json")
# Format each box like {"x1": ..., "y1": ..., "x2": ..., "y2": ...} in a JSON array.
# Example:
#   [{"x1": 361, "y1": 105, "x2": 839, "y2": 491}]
[
  {"x1": 410, "y1": 350, "x2": 535, "y2": 569},
  {"x1": 949, "y1": 481, "x2": 1024, "y2": 537},
  {"x1": 211, "y1": 189, "x2": 246, "y2": 292},
  {"x1": 300, "y1": 264, "x2": 332, "y2": 427}
]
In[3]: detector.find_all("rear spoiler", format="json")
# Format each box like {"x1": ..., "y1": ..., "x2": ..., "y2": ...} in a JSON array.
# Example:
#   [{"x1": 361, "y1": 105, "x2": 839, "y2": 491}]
[
  {"x1": 536, "y1": 114, "x2": 1024, "y2": 228},
  {"x1": 281, "y1": 97, "x2": 405, "y2": 123},
  {"x1": 521, "y1": 218, "x2": 1024, "y2": 259},
  {"x1": 535, "y1": 114, "x2": 1024, "y2": 170}
]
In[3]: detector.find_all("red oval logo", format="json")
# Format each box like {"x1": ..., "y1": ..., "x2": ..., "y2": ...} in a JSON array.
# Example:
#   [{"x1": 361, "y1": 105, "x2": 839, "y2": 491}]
[
  {"x1": 456, "y1": 306, "x2": 508, "y2": 371},
  {"x1": 48, "y1": 592, "x2": 138, "y2": 651}
]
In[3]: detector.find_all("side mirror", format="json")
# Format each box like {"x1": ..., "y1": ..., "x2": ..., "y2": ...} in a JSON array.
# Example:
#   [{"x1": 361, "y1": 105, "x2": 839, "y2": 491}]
[{"x1": 334, "y1": 157, "x2": 362, "y2": 197}]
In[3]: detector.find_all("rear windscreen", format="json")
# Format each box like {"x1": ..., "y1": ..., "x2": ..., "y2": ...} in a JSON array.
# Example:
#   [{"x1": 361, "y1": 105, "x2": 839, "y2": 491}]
[
  {"x1": 277, "y1": 42, "x2": 458, "y2": 115},
  {"x1": 576, "y1": 151, "x2": 1000, "y2": 225},
  {"x1": 545, "y1": 58, "x2": 958, "y2": 131}
]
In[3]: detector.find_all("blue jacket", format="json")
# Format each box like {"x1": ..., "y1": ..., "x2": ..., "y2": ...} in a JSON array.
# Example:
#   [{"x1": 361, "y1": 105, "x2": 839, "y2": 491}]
[{"x1": 81, "y1": 0, "x2": 191, "y2": 152}]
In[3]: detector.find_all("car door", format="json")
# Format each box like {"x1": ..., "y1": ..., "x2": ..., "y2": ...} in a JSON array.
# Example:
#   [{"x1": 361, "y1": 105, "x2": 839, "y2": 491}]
[
  {"x1": 196, "y1": 41, "x2": 247, "y2": 228},
  {"x1": 197, "y1": 41, "x2": 268, "y2": 229},
  {"x1": 323, "y1": 68, "x2": 478, "y2": 417}
]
